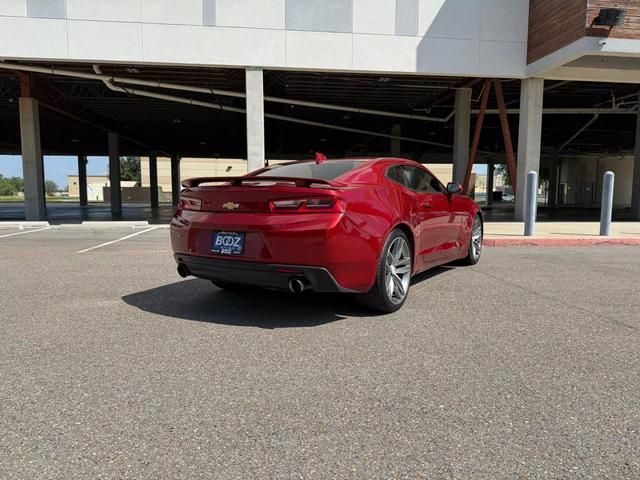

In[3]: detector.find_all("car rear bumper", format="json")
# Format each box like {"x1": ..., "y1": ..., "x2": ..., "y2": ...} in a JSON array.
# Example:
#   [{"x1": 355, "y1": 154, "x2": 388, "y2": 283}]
[
  {"x1": 174, "y1": 254, "x2": 358, "y2": 293},
  {"x1": 170, "y1": 209, "x2": 382, "y2": 292}
]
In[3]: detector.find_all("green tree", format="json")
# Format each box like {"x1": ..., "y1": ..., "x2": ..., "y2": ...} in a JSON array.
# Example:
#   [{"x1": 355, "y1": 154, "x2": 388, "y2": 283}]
[
  {"x1": 495, "y1": 164, "x2": 513, "y2": 187},
  {"x1": 44, "y1": 180, "x2": 59, "y2": 194},
  {"x1": 496, "y1": 163, "x2": 550, "y2": 188},
  {"x1": 121, "y1": 157, "x2": 141, "y2": 183},
  {"x1": 0, "y1": 175, "x2": 24, "y2": 196}
]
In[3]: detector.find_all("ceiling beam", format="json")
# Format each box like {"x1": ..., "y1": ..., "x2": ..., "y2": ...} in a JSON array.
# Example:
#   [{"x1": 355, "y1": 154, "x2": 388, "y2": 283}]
[{"x1": 13, "y1": 71, "x2": 168, "y2": 154}]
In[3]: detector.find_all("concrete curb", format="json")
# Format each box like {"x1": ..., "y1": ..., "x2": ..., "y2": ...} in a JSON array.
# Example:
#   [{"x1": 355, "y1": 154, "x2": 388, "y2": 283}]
[
  {"x1": 81, "y1": 221, "x2": 149, "y2": 227},
  {"x1": 57, "y1": 223, "x2": 169, "y2": 230},
  {"x1": 0, "y1": 221, "x2": 50, "y2": 229},
  {"x1": 485, "y1": 236, "x2": 640, "y2": 247}
]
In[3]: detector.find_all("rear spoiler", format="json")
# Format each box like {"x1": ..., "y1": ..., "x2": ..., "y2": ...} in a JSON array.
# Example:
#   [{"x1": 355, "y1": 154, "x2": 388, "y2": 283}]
[{"x1": 181, "y1": 176, "x2": 341, "y2": 188}]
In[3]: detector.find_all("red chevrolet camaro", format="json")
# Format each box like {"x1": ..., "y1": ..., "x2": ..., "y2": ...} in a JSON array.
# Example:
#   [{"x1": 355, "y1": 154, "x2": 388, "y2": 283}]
[{"x1": 171, "y1": 158, "x2": 482, "y2": 312}]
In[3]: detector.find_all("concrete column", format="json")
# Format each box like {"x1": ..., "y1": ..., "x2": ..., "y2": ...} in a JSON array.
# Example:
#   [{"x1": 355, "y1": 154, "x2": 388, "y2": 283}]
[
  {"x1": 149, "y1": 153, "x2": 159, "y2": 208},
  {"x1": 487, "y1": 158, "x2": 495, "y2": 206},
  {"x1": 245, "y1": 67, "x2": 265, "y2": 172},
  {"x1": 452, "y1": 88, "x2": 472, "y2": 185},
  {"x1": 78, "y1": 154, "x2": 88, "y2": 206},
  {"x1": 515, "y1": 78, "x2": 545, "y2": 221},
  {"x1": 391, "y1": 124, "x2": 402, "y2": 155},
  {"x1": 547, "y1": 150, "x2": 559, "y2": 208},
  {"x1": 108, "y1": 132, "x2": 121, "y2": 216},
  {"x1": 19, "y1": 97, "x2": 46, "y2": 220},
  {"x1": 171, "y1": 154, "x2": 180, "y2": 207},
  {"x1": 632, "y1": 96, "x2": 640, "y2": 220}
]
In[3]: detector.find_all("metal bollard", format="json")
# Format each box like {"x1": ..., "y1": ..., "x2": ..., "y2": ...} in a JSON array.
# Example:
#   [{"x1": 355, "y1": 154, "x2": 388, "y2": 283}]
[
  {"x1": 600, "y1": 171, "x2": 615, "y2": 236},
  {"x1": 524, "y1": 171, "x2": 538, "y2": 236}
]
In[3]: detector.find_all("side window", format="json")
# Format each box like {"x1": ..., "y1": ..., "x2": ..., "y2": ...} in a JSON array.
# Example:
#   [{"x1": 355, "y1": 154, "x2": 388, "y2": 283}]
[
  {"x1": 386, "y1": 165, "x2": 411, "y2": 188},
  {"x1": 387, "y1": 164, "x2": 444, "y2": 193},
  {"x1": 403, "y1": 166, "x2": 444, "y2": 193}
]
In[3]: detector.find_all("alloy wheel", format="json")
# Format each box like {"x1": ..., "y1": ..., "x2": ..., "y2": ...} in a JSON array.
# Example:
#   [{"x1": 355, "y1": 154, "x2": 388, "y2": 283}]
[
  {"x1": 385, "y1": 237, "x2": 411, "y2": 305},
  {"x1": 471, "y1": 216, "x2": 483, "y2": 260}
]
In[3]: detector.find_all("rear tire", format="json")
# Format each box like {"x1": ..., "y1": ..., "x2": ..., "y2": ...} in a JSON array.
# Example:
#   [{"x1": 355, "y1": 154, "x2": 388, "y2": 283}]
[
  {"x1": 460, "y1": 214, "x2": 483, "y2": 266},
  {"x1": 357, "y1": 229, "x2": 412, "y2": 313}
]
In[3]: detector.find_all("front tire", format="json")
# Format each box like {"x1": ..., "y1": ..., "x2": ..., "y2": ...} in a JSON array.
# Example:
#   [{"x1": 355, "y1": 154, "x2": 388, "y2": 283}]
[
  {"x1": 460, "y1": 214, "x2": 483, "y2": 266},
  {"x1": 357, "y1": 229, "x2": 412, "y2": 313}
]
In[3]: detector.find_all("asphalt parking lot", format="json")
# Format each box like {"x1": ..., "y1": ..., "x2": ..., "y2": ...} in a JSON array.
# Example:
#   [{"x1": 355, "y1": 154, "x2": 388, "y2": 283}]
[{"x1": 1, "y1": 226, "x2": 639, "y2": 479}]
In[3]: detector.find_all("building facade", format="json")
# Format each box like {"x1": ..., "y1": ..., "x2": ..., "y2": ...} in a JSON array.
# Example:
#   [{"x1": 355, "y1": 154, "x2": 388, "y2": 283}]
[{"x1": 1, "y1": 0, "x2": 639, "y2": 220}]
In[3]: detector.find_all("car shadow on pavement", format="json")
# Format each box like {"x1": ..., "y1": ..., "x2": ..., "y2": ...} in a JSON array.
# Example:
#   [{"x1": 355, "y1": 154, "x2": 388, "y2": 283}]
[
  {"x1": 122, "y1": 279, "x2": 382, "y2": 328},
  {"x1": 122, "y1": 267, "x2": 453, "y2": 329}
]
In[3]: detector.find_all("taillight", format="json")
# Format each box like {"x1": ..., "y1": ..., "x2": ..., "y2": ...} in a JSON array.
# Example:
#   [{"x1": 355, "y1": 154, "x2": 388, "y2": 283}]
[
  {"x1": 269, "y1": 197, "x2": 345, "y2": 213},
  {"x1": 178, "y1": 196, "x2": 202, "y2": 211}
]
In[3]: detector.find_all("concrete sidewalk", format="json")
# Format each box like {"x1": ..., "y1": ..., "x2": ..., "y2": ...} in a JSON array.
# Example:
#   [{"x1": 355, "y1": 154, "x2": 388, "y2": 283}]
[{"x1": 485, "y1": 222, "x2": 640, "y2": 246}]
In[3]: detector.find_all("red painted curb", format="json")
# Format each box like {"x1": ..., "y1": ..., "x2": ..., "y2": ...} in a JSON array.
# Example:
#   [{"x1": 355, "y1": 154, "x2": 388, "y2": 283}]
[{"x1": 485, "y1": 237, "x2": 640, "y2": 247}]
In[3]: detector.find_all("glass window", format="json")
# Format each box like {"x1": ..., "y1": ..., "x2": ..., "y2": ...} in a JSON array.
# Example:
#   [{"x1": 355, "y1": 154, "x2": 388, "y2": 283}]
[
  {"x1": 256, "y1": 161, "x2": 364, "y2": 180},
  {"x1": 387, "y1": 165, "x2": 443, "y2": 193},
  {"x1": 386, "y1": 165, "x2": 411, "y2": 188},
  {"x1": 405, "y1": 166, "x2": 443, "y2": 193}
]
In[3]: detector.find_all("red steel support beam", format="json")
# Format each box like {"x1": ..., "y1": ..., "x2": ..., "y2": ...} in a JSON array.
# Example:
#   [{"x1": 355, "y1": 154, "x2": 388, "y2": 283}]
[
  {"x1": 463, "y1": 79, "x2": 492, "y2": 193},
  {"x1": 494, "y1": 80, "x2": 517, "y2": 191}
]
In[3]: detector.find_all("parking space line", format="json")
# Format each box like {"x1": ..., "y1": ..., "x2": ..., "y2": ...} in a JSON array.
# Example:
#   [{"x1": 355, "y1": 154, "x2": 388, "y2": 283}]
[
  {"x1": 0, "y1": 227, "x2": 53, "y2": 239},
  {"x1": 76, "y1": 226, "x2": 163, "y2": 254}
]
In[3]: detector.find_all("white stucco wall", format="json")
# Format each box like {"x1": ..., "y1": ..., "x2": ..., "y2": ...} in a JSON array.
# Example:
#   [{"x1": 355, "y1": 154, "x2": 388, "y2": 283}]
[{"x1": 0, "y1": 0, "x2": 529, "y2": 77}]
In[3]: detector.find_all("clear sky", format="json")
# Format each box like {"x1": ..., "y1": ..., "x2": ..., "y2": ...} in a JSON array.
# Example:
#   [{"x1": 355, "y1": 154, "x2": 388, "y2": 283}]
[{"x1": 0, "y1": 155, "x2": 109, "y2": 190}]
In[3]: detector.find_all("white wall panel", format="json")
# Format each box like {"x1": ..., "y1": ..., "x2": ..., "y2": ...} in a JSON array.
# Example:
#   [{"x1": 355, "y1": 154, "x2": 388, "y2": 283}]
[
  {"x1": 141, "y1": 0, "x2": 202, "y2": 25},
  {"x1": 416, "y1": 37, "x2": 479, "y2": 75},
  {"x1": 0, "y1": 17, "x2": 66, "y2": 58},
  {"x1": 353, "y1": 0, "x2": 395, "y2": 34},
  {"x1": 216, "y1": 0, "x2": 285, "y2": 29},
  {"x1": 67, "y1": 0, "x2": 141, "y2": 22},
  {"x1": 286, "y1": 0, "x2": 352, "y2": 33},
  {"x1": 353, "y1": 34, "x2": 418, "y2": 71},
  {"x1": 68, "y1": 21, "x2": 143, "y2": 61},
  {"x1": 480, "y1": 0, "x2": 528, "y2": 42},
  {"x1": 478, "y1": 40, "x2": 526, "y2": 76},
  {"x1": 143, "y1": 24, "x2": 285, "y2": 66},
  {"x1": 0, "y1": 0, "x2": 27, "y2": 17},
  {"x1": 27, "y1": 0, "x2": 65, "y2": 19},
  {"x1": 419, "y1": 0, "x2": 480, "y2": 40},
  {"x1": 396, "y1": 0, "x2": 418, "y2": 36},
  {"x1": 286, "y1": 31, "x2": 352, "y2": 69}
]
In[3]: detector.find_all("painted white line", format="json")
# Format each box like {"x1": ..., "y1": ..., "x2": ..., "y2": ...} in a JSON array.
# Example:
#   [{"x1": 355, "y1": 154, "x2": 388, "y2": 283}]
[
  {"x1": 0, "y1": 226, "x2": 53, "y2": 239},
  {"x1": 76, "y1": 226, "x2": 163, "y2": 253}
]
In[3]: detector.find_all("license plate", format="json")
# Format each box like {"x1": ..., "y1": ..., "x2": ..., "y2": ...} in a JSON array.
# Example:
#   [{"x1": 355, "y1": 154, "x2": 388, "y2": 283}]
[{"x1": 211, "y1": 231, "x2": 245, "y2": 255}]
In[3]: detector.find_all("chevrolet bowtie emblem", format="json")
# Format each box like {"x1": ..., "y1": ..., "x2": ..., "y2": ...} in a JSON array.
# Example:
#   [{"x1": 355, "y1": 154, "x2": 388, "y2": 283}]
[{"x1": 222, "y1": 202, "x2": 240, "y2": 210}]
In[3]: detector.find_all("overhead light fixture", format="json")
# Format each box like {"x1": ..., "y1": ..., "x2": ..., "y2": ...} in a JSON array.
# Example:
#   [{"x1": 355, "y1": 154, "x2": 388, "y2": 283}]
[
  {"x1": 593, "y1": 8, "x2": 625, "y2": 26},
  {"x1": 172, "y1": 118, "x2": 182, "y2": 124}
]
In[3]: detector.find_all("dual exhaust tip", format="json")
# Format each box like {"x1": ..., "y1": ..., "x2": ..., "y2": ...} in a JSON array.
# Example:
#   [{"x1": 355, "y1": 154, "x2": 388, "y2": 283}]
[
  {"x1": 288, "y1": 277, "x2": 311, "y2": 295},
  {"x1": 177, "y1": 263, "x2": 190, "y2": 278},
  {"x1": 178, "y1": 263, "x2": 311, "y2": 295}
]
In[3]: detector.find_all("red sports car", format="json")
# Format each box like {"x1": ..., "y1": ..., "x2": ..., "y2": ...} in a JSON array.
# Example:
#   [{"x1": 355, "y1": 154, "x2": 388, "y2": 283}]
[{"x1": 171, "y1": 158, "x2": 482, "y2": 312}]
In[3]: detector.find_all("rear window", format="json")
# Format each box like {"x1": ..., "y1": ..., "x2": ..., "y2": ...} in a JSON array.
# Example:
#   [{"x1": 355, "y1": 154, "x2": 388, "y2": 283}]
[{"x1": 256, "y1": 161, "x2": 364, "y2": 180}]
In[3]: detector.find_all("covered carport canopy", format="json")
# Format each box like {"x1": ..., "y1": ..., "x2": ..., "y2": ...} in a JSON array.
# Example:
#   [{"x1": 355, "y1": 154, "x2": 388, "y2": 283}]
[{"x1": 0, "y1": 61, "x2": 639, "y2": 220}]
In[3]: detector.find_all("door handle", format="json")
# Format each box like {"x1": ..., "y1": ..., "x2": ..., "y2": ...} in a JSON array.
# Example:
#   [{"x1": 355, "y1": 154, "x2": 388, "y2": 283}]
[{"x1": 422, "y1": 203, "x2": 432, "y2": 209}]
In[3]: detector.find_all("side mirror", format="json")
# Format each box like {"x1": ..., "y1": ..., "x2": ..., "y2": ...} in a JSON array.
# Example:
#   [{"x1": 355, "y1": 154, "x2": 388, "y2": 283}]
[{"x1": 446, "y1": 182, "x2": 463, "y2": 195}]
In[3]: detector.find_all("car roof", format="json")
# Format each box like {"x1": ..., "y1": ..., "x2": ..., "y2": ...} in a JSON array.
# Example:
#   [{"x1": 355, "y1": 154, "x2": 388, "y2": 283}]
[{"x1": 268, "y1": 157, "x2": 420, "y2": 167}]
